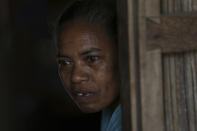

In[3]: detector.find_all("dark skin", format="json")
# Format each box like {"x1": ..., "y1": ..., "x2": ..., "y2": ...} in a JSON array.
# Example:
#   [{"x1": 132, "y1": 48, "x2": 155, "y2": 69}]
[{"x1": 57, "y1": 20, "x2": 120, "y2": 113}]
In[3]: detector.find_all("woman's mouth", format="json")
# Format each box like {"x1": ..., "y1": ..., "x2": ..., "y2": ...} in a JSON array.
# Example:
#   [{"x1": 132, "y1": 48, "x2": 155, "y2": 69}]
[
  {"x1": 76, "y1": 92, "x2": 94, "y2": 97},
  {"x1": 72, "y1": 91, "x2": 97, "y2": 103}
]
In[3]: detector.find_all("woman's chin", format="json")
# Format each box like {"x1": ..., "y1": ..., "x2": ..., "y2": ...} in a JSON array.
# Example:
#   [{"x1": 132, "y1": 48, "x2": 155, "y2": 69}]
[{"x1": 77, "y1": 104, "x2": 102, "y2": 113}]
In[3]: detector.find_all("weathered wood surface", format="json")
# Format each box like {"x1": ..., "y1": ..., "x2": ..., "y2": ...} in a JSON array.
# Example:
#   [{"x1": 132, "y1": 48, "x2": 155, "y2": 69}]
[
  {"x1": 118, "y1": 0, "x2": 197, "y2": 131},
  {"x1": 145, "y1": 0, "x2": 160, "y2": 17},
  {"x1": 140, "y1": 0, "x2": 164, "y2": 131},
  {"x1": 140, "y1": 50, "x2": 163, "y2": 131},
  {"x1": 127, "y1": 0, "x2": 141, "y2": 130},
  {"x1": 162, "y1": 0, "x2": 197, "y2": 131},
  {"x1": 163, "y1": 55, "x2": 173, "y2": 131},
  {"x1": 117, "y1": 0, "x2": 132, "y2": 131},
  {"x1": 184, "y1": 53, "x2": 197, "y2": 131},
  {"x1": 163, "y1": 52, "x2": 197, "y2": 131},
  {"x1": 194, "y1": 0, "x2": 197, "y2": 10},
  {"x1": 146, "y1": 15, "x2": 197, "y2": 53}
]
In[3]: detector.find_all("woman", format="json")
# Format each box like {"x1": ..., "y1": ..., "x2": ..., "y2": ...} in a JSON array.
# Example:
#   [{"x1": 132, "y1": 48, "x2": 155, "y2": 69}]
[{"x1": 55, "y1": 0, "x2": 121, "y2": 130}]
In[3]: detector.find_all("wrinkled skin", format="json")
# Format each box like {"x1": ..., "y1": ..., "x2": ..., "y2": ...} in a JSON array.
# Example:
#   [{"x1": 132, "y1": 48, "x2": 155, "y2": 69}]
[{"x1": 57, "y1": 20, "x2": 120, "y2": 113}]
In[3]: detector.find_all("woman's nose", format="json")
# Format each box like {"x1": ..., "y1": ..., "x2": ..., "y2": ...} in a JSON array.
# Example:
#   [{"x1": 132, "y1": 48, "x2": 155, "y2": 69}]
[{"x1": 71, "y1": 63, "x2": 89, "y2": 84}]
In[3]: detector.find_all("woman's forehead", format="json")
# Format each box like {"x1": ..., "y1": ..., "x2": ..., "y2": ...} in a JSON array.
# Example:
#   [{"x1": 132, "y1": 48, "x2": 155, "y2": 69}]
[{"x1": 58, "y1": 20, "x2": 115, "y2": 50}]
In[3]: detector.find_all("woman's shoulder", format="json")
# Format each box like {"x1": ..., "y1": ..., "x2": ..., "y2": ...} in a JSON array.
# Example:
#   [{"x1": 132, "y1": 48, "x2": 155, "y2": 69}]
[{"x1": 101, "y1": 105, "x2": 122, "y2": 131}]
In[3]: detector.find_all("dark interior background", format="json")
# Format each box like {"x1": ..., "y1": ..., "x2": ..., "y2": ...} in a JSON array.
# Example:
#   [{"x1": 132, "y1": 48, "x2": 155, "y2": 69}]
[{"x1": 0, "y1": 0, "x2": 101, "y2": 131}]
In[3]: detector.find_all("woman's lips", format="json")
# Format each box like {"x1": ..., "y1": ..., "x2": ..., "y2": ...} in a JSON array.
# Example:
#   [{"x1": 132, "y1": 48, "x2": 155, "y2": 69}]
[
  {"x1": 71, "y1": 90, "x2": 97, "y2": 103},
  {"x1": 76, "y1": 92, "x2": 94, "y2": 97}
]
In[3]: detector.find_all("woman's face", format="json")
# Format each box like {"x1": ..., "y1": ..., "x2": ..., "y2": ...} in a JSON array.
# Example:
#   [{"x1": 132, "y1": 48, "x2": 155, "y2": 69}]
[{"x1": 57, "y1": 20, "x2": 120, "y2": 113}]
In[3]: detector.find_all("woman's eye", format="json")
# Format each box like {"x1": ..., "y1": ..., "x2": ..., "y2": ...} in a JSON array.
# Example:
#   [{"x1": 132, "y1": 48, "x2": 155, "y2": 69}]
[
  {"x1": 87, "y1": 56, "x2": 100, "y2": 63},
  {"x1": 58, "y1": 60, "x2": 72, "y2": 66}
]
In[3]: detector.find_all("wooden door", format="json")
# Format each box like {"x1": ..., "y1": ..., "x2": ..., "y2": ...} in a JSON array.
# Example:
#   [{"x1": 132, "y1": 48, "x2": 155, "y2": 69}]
[{"x1": 117, "y1": 0, "x2": 197, "y2": 131}]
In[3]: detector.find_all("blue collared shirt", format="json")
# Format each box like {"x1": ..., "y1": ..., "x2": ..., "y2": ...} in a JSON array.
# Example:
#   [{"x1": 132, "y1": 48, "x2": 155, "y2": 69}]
[{"x1": 101, "y1": 105, "x2": 122, "y2": 131}]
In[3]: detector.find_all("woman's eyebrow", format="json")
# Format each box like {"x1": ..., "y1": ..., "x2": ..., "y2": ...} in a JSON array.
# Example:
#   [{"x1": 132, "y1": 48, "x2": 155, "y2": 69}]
[
  {"x1": 79, "y1": 48, "x2": 102, "y2": 56},
  {"x1": 56, "y1": 54, "x2": 71, "y2": 59}
]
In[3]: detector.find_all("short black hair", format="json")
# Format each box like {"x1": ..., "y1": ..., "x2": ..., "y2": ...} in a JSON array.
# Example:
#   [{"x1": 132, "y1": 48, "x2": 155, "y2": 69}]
[{"x1": 54, "y1": 0, "x2": 117, "y2": 44}]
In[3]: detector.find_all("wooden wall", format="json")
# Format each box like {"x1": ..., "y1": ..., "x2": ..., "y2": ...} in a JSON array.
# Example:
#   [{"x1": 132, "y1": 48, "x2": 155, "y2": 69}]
[
  {"x1": 162, "y1": 0, "x2": 197, "y2": 131},
  {"x1": 117, "y1": 0, "x2": 197, "y2": 131}
]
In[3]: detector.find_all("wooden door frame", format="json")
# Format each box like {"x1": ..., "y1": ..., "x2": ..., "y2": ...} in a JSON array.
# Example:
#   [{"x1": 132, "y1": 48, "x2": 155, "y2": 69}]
[
  {"x1": 117, "y1": 0, "x2": 142, "y2": 131},
  {"x1": 117, "y1": 0, "x2": 164, "y2": 131}
]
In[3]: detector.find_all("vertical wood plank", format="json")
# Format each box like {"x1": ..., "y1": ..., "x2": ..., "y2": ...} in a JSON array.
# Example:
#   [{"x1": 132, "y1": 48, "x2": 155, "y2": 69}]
[
  {"x1": 183, "y1": 0, "x2": 189, "y2": 11},
  {"x1": 127, "y1": 0, "x2": 141, "y2": 130},
  {"x1": 194, "y1": 52, "x2": 197, "y2": 128},
  {"x1": 168, "y1": 0, "x2": 175, "y2": 14},
  {"x1": 163, "y1": 55, "x2": 174, "y2": 131},
  {"x1": 140, "y1": 0, "x2": 164, "y2": 131},
  {"x1": 187, "y1": 0, "x2": 193, "y2": 11},
  {"x1": 162, "y1": 0, "x2": 196, "y2": 131},
  {"x1": 145, "y1": 0, "x2": 160, "y2": 17},
  {"x1": 182, "y1": 0, "x2": 193, "y2": 11},
  {"x1": 174, "y1": 0, "x2": 181, "y2": 12},
  {"x1": 184, "y1": 52, "x2": 196, "y2": 131},
  {"x1": 192, "y1": 0, "x2": 197, "y2": 10},
  {"x1": 169, "y1": 56, "x2": 179, "y2": 131},
  {"x1": 140, "y1": 50, "x2": 163, "y2": 131},
  {"x1": 175, "y1": 54, "x2": 189, "y2": 131},
  {"x1": 192, "y1": 52, "x2": 197, "y2": 131},
  {"x1": 162, "y1": 0, "x2": 169, "y2": 14},
  {"x1": 117, "y1": 0, "x2": 132, "y2": 131}
]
